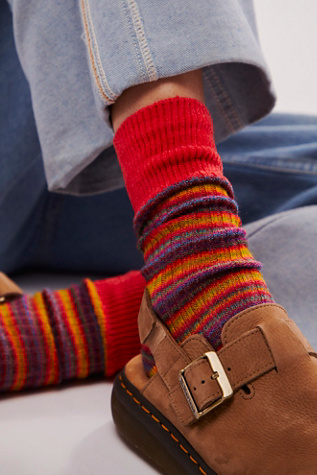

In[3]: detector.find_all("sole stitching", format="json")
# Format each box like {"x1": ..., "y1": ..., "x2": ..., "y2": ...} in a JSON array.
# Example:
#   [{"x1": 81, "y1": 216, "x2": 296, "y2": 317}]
[{"x1": 119, "y1": 375, "x2": 208, "y2": 475}]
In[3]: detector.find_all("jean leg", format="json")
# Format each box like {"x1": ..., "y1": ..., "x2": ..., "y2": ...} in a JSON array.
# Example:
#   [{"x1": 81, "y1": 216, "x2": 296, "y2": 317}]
[
  {"x1": 2, "y1": 0, "x2": 316, "y2": 275},
  {"x1": 246, "y1": 206, "x2": 317, "y2": 348},
  {"x1": 1, "y1": 1, "x2": 142, "y2": 276},
  {"x1": 46, "y1": 113, "x2": 317, "y2": 275},
  {"x1": 8, "y1": 0, "x2": 275, "y2": 195},
  {"x1": 33, "y1": 188, "x2": 143, "y2": 275},
  {"x1": 0, "y1": 2, "x2": 48, "y2": 274}
]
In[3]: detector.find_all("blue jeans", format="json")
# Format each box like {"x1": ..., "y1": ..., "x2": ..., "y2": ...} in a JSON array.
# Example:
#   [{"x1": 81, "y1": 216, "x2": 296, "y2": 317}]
[
  {"x1": 2, "y1": 108, "x2": 317, "y2": 346},
  {"x1": 1, "y1": 0, "x2": 317, "y2": 273},
  {"x1": 1, "y1": 0, "x2": 317, "y2": 347},
  {"x1": 5, "y1": 0, "x2": 274, "y2": 195},
  {"x1": 1, "y1": 90, "x2": 317, "y2": 276}
]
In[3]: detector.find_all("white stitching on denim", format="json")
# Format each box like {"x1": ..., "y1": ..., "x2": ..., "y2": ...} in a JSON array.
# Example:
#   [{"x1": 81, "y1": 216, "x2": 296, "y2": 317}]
[
  {"x1": 81, "y1": 0, "x2": 118, "y2": 103},
  {"x1": 203, "y1": 68, "x2": 243, "y2": 133},
  {"x1": 84, "y1": 0, "x2": 118, "y2": 100},
  {"x1": 126, "y1": 0, "x2": 158, "y2": 81}
]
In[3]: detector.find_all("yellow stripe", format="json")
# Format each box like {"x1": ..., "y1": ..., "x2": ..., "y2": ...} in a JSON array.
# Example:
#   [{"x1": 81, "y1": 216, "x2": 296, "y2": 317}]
[
  {"x1": 144, "y1": 213, "x2": 241, "y2": 254},
  {"x1": 85, "y1": 280, "x2": 107, "y2": 371},
  {"x1": 147, "y1": 247, "x2": 253, "y2": 293},
  {"x1": 58, "y1": 290, "x2": 89, "y2": 379},
  {"x1": 163, "y1": 183, "x2": 228, "y2": 204},
  {"x1": 0, "y1": 304, "x2": 27, "y2": 390},
  {"x1": 32, "y1": 292, "x2": 59, "y2": 385},
  {"x1": 168, "y1": 269, "x2": 266, "y2": 329}
]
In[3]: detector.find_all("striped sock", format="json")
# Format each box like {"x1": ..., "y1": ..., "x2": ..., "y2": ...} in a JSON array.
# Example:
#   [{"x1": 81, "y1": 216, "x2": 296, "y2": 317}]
[
  {"x1": 0, "y1": 271, "x2": 145, "y2": 391},
  {"x1": 114, "y1": 96, "x2": 273, "y2": 376}
]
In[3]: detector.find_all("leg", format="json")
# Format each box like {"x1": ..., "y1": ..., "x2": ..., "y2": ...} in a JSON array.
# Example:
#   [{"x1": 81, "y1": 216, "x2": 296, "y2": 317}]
[
  {"x1": 110, "y1": 81, "x2": 317, "y2": 472},
  {"x1": 112, "y1": 76, "x2": 272, "y2": 357},
  {"x1": 8, "y1": 0, "x2": 275, "y2": 194},
  {"x1": 111, "y1": 70, "x2": 205, "y2": 131}
]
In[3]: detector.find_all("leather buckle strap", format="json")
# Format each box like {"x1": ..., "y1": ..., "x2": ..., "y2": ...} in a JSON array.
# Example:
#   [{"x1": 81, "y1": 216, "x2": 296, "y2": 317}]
[
  {"x1": 138, "y1": 291, "x2": 277, "y2": 425},
  {"x1": 177, "y1": 327, "x2": 276, "y2": 423},
  {"x1": 180, "y1": 351, "x2": 233, "y2": 419}
]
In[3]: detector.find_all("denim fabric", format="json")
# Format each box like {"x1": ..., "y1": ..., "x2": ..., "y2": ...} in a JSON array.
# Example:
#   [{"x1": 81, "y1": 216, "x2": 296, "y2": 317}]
[
  {"x1": 247, "y1": 206, "x2": 317, "y2": 349},
  {"x1": 219, "y1": 113, "x2": 317, "y2": 223},
  {"x1": 1, "y1": 65, "x2": 316, "y2": 279},
  {"x1": 5, "y1": 0, "x2": 274, "y2": 195},
  {"x1": 1, "y1": 0, "x2": 317, "y2": 298},
  {"x1": 1, "y1": 0, "x2": 317, "y2": 275}
]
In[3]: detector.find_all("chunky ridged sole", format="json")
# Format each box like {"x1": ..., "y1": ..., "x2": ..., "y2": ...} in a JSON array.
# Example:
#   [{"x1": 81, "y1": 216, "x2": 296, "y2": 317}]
[{"x1": 111, "y1": 370, "x2": 216, "y2": 475}]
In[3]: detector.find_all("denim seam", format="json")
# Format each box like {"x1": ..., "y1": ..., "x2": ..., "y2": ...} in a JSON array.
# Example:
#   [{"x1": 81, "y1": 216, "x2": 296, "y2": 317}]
[
  {"x1": 203, "y1": 67, "x2": 244, "y2": 133},
  {"x1": 81, "y1": 0, "x2": 118, "y2": 104},
  {"x1": 209, "y1": 67, "x2": 245, "y2": 131},
  {"x1": 222, "y1": 155, "x2": 317, "y2": 175},
  {"x1": 123, "y1": 0, "x2": 158, "y2": 82}
]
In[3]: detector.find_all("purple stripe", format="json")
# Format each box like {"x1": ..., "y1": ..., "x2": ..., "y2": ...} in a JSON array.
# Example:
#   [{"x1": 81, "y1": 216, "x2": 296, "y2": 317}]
[
  {"x1": 180, "y1": 283, "x2": 273, "y2": 342},
  {"x1": 42, "y1": 289, "x2": 74, "y2": 382},
  {"x1": 70, "y1": 283, "x2": 105, "y2": 375},
  {"x1": 134, "y1": 176, "x2": 235, "y2": 234},
  {"x1": 12, "y1": 295, "x2": 45, "y2": 389},
  {"x1": 140, "y1": 196, "x2": 238, "y2": 243},
  {"x1": 150, "y1": 261, "x2": 262, "y2": 317},
  {"x1": 142, "y1": 229, "x2": 248, "y2": 280},
  {"x1": 0, "y1": 311, "x2": 16, "y2": 391}
]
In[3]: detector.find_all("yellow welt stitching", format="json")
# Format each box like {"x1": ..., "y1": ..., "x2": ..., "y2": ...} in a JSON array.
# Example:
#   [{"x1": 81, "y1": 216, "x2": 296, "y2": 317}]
[
  {"x1": 170, "y1": 433, "x2": 179, "y2": 443},
  {"x1": 120, "y1": 376, "x2": 208, "y2": 474},
  {"x1": 161, "y1": 424, "x2": 169, "y2": 432},
  {"x1": 179, "y1": 444, "x2": 189, "y2": 454}
]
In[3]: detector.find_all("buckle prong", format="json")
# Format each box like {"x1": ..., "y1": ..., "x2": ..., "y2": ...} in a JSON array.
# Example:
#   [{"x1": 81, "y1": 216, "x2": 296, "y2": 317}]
[{"x1": 179, "y1": 351, "x2": 233, "y2": 420}]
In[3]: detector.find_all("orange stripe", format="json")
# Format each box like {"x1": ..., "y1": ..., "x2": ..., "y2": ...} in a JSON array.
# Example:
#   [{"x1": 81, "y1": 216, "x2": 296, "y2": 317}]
[
  {"x1": 0, "y1": 304, "x2": 27, "y2": 390},
  {"x1": 144, "y1": 213, "x2": 241, "y2": 256},
  {"x1": 167, "y1": 270, "x2": 267, "y2": 331},
  {"x1": 154, "y1": 183, "x2": 229, "y2": 213},
  {"x1": 84, "y1": 280, "x2": 107, "y2": 372},
  {"x1": 147, "y1": 246, "x2": 254, "y2": 294}
]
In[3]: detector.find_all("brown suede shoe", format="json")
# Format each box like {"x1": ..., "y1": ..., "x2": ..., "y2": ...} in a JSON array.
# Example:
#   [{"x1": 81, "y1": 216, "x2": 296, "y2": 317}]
[{"x1": 111, "y1": 291, "x2": 317, "y2": 474}]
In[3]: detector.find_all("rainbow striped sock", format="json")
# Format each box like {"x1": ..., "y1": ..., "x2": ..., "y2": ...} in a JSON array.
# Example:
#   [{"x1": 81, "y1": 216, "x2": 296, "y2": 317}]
[
  {"x1": 136, "y1": 179, "x2": 273, "y2": 375},
  {"x1": 0, "y1": 271, "x2": 145, "y2": 391},
  {"x1": 113, "y1": 96, "x2": 274, "y2": 378}
]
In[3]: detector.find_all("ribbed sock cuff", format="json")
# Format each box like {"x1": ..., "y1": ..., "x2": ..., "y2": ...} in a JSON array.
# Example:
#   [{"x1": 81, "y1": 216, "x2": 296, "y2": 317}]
[
  {"x1": 91, "y1": 271, "x2": 145, "y2": 377},
  {"x1": 113, "y1": 96, "x2": 224, "y2": 213}
]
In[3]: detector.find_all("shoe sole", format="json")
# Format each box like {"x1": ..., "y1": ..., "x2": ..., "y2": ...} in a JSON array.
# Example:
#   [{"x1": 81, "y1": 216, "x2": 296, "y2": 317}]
[{"x1": 111, "y1": 369, "x2": 217, "y2": 475}]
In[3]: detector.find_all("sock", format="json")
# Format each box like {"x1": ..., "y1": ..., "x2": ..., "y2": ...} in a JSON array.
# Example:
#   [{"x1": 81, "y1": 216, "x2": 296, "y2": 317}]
[
  {"x1": 0, "y1": 271, "x2": 145, "y2": 391},
  {"x1": 114, "y1": 96, "x2": 273, "y2": 376}
]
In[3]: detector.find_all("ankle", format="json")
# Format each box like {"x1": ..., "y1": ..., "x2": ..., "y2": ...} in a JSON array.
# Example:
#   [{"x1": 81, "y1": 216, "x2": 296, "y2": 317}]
[{"x1": 111, "y1": 69, "x2": 204, "y2": 131}]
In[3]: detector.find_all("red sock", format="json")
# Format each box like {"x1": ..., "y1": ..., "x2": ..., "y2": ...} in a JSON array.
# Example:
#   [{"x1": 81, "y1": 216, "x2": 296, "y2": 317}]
[
  {"x1": 0, "y1": 271, "x2": 145, "y2": 391},
  {"x1": 114, "y1": 97, "x2": 273, "y2": 375}
]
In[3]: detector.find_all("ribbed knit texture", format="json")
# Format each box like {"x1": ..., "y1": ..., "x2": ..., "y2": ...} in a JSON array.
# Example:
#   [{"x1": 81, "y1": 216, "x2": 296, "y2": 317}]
[
  {"x1": 140, "y1": 344, "x2": 158, "y2": 378},
  {"x1": 114, "y1": 97, "x2": 273, "y2": 376},
  {"x1": 113, "y1": 96, "x2": 224, "y2": 213},
  {"x1": 0, "y1": 271, "x2": 145, "y2": 391}
]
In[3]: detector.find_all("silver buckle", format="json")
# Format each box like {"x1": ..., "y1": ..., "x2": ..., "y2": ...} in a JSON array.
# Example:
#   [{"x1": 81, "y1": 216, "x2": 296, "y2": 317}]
[{"x1": 179, "y1": 351, "x2": 233, "y2": 419}]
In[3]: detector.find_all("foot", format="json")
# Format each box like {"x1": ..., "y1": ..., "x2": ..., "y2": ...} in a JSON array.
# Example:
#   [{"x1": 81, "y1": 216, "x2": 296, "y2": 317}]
[{"x1": 112, "y1": 291, "x2": 317, "y2": 474}]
